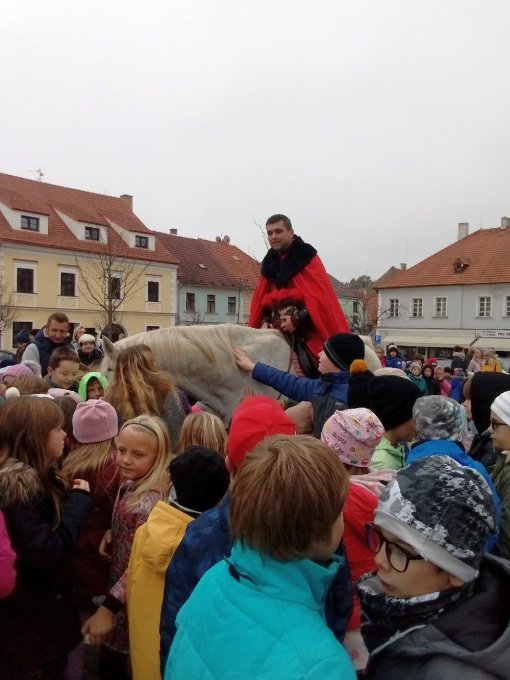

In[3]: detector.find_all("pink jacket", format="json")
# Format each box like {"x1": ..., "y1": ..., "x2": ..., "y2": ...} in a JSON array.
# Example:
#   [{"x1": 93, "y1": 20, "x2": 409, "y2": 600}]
[{"x1": 0, "y1": 511, "x2": 16, "y2": 598}]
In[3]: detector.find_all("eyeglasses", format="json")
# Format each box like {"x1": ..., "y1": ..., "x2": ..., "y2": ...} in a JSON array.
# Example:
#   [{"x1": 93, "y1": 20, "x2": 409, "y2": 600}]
[
  {"x1": 365, "y1": 523, "x2": 424, "y2": 573},
  {"x1": 490, "y1": 419, "x2": 508, "y2": 431}
]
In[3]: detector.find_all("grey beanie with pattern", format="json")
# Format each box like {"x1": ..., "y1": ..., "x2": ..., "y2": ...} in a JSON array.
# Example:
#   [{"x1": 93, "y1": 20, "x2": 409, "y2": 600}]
[
  {"x1": 413, "y1": 396, "x2": 468, "y2": 442},
  {"x1": 375, "y1": 455, "x2": 496, "y2": 582}
]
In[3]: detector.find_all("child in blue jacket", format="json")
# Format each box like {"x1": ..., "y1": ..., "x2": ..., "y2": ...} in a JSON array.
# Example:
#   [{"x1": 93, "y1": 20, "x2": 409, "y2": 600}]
[{"x1": 165, "y1": 434, "x2": 356, "y2": 680}]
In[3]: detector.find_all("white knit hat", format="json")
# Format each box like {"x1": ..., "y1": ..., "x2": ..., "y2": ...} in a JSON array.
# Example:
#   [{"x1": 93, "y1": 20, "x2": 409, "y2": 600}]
[{"x1": 491, "y1": 390, "x2": 510, "y2": 427}]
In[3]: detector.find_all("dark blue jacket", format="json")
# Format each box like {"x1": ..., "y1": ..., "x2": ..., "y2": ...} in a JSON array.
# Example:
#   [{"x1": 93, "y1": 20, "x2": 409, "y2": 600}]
[
  {"x1": 252, "y1": 362, "x2": 350, "y2": 404},
  {"x1": 407, "y1": 439, "x2": 502, "y2": 552},
  {"x1": 159, "y1": 495, "x2": 353, "y2": 675},
  {"x1": 33, "y1": 330, "x2": 74, "y2": 376},
  {"x1": 385, "y1": 355, "x2": 405, "y2": 370}
]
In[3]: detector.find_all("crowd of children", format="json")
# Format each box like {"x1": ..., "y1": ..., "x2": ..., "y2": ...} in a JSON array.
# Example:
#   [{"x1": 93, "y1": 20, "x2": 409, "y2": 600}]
[{"x1": 1, "y1": 322, "x2": 510, "y2": 680}]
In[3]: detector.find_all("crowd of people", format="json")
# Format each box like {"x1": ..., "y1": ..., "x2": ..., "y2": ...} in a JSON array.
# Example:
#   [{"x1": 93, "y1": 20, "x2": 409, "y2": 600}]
[{"x1": 1, "y1": 217, "x2": 510, "y2": 680}]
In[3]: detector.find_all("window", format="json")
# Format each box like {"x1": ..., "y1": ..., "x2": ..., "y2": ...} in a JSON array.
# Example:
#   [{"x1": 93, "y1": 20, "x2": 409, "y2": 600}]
[
  {"x1": 434, "y1": 297, "x2": 447, "y2": 318},
  {"x1": 505, "y1": 295, "x2": 510, "y2": 317},
  {"x1": 147, "y1": 280, "x2": 160, "y2": 302},
  {"x1": 207, "y1": 294, "x2": 216, "y2": 314},
  {"x1": 12, "y1": 321, "x2": 32, "y2": 346},
  {"x1": 228, "y1": 296, "x2": 236, "y2": 315},
  {"x1": 478, "y1": 296, "x2": 492, "y2": 317},
  {"x1": 60, "y1": 272, "x2": 76, "y2": 297},
  {"x1": 17, "y1": 267, "x2": 34, "y2": 293},
  {"x1": 410, "y1": 298, "x2": 423, "y2": 318},
  {"x1": 109, "y1": 276, "x2": 122, "y2": 300},
  {"x1": 186, "y1": 292, "x2": 195, "y2": 312},
  {"x1": 135, "y1": 235, "x2": 148, "y2": 248},
  {"x1": 352, "y1": 314, "x2": 359, "y2": 326},
  {"x1": 388, "y1": 298, "x2": 399, "y2": 318},
  {"x1": 21, "y1": 215, "x2": 39, "y2": 231},
  {"x1": 353, "y1": 301, "x2": 359, "y2": 313},
  {"x1": 85, "y1": 226, "x2": 100, "y2": 241}
]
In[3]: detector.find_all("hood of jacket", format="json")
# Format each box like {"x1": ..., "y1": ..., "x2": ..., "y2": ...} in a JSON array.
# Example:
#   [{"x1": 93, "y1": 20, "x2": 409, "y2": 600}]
[
  {"x1": 366, "y1": 555, "x2": 510, "y2": 678},
  {"x1": 0, "y1": 457, "x2": 41, "y2": 509},
  {"x1": 77, "y1": 371, "x2": 109, "y2": 400}
]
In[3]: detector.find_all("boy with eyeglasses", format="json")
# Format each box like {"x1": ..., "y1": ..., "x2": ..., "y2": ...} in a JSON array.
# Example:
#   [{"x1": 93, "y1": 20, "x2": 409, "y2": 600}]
[
  {"x1": 358, "y1": 455, "x2": 510, "y2": 679},
  {"x1": 490, "y1": 390, "x2": 510, "y2": 560}
]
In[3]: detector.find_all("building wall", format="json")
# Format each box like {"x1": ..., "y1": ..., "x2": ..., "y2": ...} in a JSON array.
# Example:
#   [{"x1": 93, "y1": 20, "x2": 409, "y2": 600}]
[
  {"x1": 177, "y1": 283, "x2": 245, "y2": 325},
  {"x1": 378, "y1": 284, "x2": 510, "y2": 332},
  {"x1": 0, "y1": 243, "x2": 178, "y2": 348}
]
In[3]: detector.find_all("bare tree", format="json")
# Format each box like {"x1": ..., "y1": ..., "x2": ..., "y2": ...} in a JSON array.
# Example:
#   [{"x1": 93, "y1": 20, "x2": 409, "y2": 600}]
[
  {"x1": 75, "y1": 236, "x2": 148, "y2": 332},
  {"x1": 0, "y1": 282, "x2": 18, "y2": 346}
]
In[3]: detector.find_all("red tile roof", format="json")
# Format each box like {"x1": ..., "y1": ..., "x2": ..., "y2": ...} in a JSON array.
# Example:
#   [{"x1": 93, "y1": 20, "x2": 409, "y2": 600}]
[
  {"x1": 157, "y1": 233, "x2": 261, "y2": 289},
  {"x1": 0, "y1": 172, "x2": 178, "y2": 265},
  {"x1": 328, "y1": 275, "x2": 360, "y2": 299},
  {"x1": 376, "y1": 227, "x2": 510, "y2": 288}
]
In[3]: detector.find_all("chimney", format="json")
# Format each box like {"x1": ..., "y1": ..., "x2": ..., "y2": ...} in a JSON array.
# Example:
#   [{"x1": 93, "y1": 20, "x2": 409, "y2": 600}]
[
  {"x1": 120, "y1": 194, "x2": 133, "y2": 211},
  {"x1": 169, "y1": 228, "x2": 178, "y2": 235},
  {"x1": 501, "y1": 216, "x2": 510, "y2": 228},
  {"x1": 222, "y1": 235, "x2": 231, "y2": 245},
  {"x1": 457, "y1": 222, "x2": 469, "y2": 240},
  {"x1": 400, "y1": 263, "x2": 407, "y2": 271}
]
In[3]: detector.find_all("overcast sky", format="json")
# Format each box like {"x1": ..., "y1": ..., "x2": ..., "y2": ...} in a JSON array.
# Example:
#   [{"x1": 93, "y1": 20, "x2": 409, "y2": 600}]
[{"x1": 2, "y1": 1, "x2": 510, "y2": 280}]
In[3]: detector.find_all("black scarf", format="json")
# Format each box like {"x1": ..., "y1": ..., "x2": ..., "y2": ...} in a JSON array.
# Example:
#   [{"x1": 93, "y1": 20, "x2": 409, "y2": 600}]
[
  {"x1": 358, "y1": 573, "x2": 474, "y2": 653},
  {"x1": 260, "y1": 236, "x2": 317, "y2": 288}
]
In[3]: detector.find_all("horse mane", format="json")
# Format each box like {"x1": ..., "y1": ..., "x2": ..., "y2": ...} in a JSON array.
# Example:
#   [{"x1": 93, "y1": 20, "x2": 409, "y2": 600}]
[{"x1": 122, "y1": 325, "x2": 238, "y2": 374}]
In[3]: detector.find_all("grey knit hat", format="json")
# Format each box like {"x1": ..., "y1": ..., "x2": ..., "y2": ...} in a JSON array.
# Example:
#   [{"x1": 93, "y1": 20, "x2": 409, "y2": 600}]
[
  {"x1": 375, "y1": 456, "x2": 496, "y2": 582},
  {"x1": 413, "y1": 396, "x2": 468, "y2": 442}
]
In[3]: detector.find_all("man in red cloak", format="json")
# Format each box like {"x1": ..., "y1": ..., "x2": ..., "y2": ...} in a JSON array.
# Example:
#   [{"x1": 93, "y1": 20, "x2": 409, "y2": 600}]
[{"x1": 248, "y1": 214, "x2": 350, "y2": 364}]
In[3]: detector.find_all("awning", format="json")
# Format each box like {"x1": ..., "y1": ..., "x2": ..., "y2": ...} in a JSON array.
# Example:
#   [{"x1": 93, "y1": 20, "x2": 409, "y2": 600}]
[
  {"x1": 382, "y1": 335, "x2": 474, "y2": 348},
  {"x1": 472, "y1": 338, "x2": 510, "y2": 352}
]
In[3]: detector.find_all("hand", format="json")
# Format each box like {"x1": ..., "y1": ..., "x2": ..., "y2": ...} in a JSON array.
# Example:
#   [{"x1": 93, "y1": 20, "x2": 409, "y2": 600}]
[
  {"x1": 99, "y1": 529, "x2": 112, "y2": 561},
  {"x1": 73, "y1": 479, "x2": 90, "y2": 493},
  {"x1": 81, "y1": 606, "x2": 115, "y2": 646},
  {"x1": 233, "y1": 347, "x2": 255, "y2": 372}
]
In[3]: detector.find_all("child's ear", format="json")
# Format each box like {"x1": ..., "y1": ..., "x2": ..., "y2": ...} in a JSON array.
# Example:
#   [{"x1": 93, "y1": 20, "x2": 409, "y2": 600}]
[{"x1": 47, "y1": 366, "x2": 54, "y2": 376}]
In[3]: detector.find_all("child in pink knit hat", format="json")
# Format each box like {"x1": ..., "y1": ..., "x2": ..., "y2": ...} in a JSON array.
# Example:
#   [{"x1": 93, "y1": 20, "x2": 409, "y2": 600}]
[
  {"x1": 0, "y1": 363, "x2": 33, "y2": 386},
  {"x1": 321, "y1": 408, "x2": 395, "y2": 673}
]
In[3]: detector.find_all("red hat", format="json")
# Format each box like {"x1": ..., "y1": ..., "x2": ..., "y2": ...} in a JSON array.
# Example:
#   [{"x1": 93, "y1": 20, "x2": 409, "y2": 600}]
[{"x1": 227, "y1": 396, "x2": 295, "y2": 470}]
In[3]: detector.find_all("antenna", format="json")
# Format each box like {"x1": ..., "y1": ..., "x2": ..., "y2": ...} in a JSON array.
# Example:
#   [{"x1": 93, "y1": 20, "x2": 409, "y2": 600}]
[{"x1": 29, "y1": 167, "x2": 45, "y2": 181}]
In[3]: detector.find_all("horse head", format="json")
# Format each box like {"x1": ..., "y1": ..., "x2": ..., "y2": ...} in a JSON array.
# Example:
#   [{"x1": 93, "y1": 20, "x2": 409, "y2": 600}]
[{"x1": 98, "y1": 336, "x2": 120, "y2": 383}]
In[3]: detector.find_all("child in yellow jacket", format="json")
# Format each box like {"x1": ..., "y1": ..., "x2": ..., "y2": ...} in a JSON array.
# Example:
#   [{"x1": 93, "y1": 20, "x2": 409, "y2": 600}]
[{"x1": 127, "y1": 446, "x2": 230, "y2": 680}]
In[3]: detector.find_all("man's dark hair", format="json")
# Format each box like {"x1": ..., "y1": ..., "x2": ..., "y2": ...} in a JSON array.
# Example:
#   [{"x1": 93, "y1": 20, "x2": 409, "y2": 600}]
[{"x1": 266, "y1": 214, "x2": 292, "y2": 231}]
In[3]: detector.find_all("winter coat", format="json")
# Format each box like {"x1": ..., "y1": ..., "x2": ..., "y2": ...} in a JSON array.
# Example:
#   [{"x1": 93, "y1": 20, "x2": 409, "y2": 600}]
[
  {"x1": 467, "y1": 357, "x2": 483, "y2": 375},
  {"x1": 469, "y1": 430, "x2": 498, "y2": 472},
  {"x1": 407, "y1": 439, "x2": 502, "y2": 552},
  {"x1": 103, "y1": 483, "x2": 166, "y2": 654},
  {"x1": 159, "y1": 494, "x2": 353, "y2": 675},
  {"x1": 437, "y1": 377, "x2": 451, "y2": 397},
  {"x1": 385, "y1": 355, "x2": 405, "y2": 370},
  {"x1": 166, "y1": 542, "x2": 356, "y2": 680},
  {"x1": 0, "y1": 457, "x2": 92, "y2": 680},
  {"x1": 407, "y1": 373, "x2": 427, "y2": 395},
  {"x1": 252, "y1": 362, "x2": 349, "y2": 405},
  {"x1": 71, "y1": 461, "x2": 119, "y2": 608},
  {"x1": 127, "y1": 501, "x2": 193, "y2": 680},
  {"x1": 450, "y1": 352, "x2": 466, "y2": 371},
  {"x1": 492, "y1": 450, "x2": 510, "y2": 561},
  {"x1": 0, "y1": 510, "x2": 16, "y2": 598},
  {"x1": 370, "y1": 437, "x2": 405, "y2": 470},
  {"x1": 362, "y1": 555, "x2": 510, "y2": 680},
  {"x1": 422, "y1": 375, "x2": 440, "y2": 396},
  {"x1": 450, "y1": 376, "x2": 466, "y2": 403},
  {"x1": 77, "y1": 345, "x2": 103, "y2": 366},
  {"x1": 22, "y1": 329, "x2": 74, "y2": 376}
]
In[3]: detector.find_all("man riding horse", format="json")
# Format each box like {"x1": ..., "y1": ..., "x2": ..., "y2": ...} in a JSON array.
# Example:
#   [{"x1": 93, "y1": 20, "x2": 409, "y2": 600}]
[{"x1": 248, "y1": 214, "x2": 349, "y2": 376}]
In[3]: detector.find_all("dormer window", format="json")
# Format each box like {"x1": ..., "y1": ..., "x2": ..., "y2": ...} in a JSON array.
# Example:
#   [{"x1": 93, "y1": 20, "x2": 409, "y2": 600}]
[
  {"x1": 135, "y1": 235, "x2": 148, "y2": 249},
  {"x1": 85, "y1": 226, "x2": 100, "y2": 241},
  {"x1": 21, "y1": 215, "x2": 40, "y2": 231},
  {"x1": 198, "y1": 263, "x2": 207, "y2": 269},
  {"x1": 454, "y1": 257, "x2": 469, "y2": 273}
]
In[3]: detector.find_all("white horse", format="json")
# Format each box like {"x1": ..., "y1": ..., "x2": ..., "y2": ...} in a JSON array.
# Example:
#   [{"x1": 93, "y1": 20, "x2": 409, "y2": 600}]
[{"x1": 99, "y1": 324, "x2": 379, "y2": 423}]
